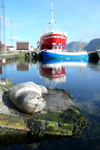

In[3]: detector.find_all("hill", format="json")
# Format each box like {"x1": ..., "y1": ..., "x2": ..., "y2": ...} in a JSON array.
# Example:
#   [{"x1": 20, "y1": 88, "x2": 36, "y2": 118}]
[
  {"x1": 65, "y1": 41, "x2": 87, "y2": 51},
  {"x1": 84, "y1": 38, "x2": 100, "y2": 51}
]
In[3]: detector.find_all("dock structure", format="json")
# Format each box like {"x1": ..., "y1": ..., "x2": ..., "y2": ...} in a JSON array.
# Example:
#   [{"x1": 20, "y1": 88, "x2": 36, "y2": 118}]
[
  {"x1": 88, "y1": 51, "x2": 99, "y2": 61},
  {"x1": 0, "y1": 54, "x2": 18, "y2": 60},
  {"x1": 0, "y1": 50, "x2": 99, "y2": 62},
  {"x1": 24, "y1": 50, "x2": 43, "y2": 60}
]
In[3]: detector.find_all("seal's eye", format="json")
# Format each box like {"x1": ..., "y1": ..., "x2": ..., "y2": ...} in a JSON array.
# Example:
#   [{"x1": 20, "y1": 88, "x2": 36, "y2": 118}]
[{"x1": 37, "y1": 97, "x2": 39, "y2": 99}]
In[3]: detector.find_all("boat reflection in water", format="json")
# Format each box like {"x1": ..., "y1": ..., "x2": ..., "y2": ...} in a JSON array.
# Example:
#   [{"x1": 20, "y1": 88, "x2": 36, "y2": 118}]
[
  {"x1": 39, "y1": 59, "x2": 88, "y2": 88},
  {"x1": 39, "y1": 59, "x2": 66, "y2": 89}
]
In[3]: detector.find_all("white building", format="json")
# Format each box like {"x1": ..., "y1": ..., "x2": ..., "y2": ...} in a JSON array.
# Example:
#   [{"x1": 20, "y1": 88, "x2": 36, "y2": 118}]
[{"x1": 6, "y1": 46, "x2": 15, "y2": 51}]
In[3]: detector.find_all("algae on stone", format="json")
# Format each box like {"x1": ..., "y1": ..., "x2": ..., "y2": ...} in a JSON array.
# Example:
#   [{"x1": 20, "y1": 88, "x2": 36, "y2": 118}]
[
  {"x1": 26, "y1": 119, "x2": 73, "y2": 136},
  {"x1": 0, "y1": 79, "x2": 14, "y2": 93},
  {"x1": 0, "y1": 114, "x2": 29, "y2": 131},
  {"x1": 26, "y1": 107, "x2": 89, "y2": 136}
]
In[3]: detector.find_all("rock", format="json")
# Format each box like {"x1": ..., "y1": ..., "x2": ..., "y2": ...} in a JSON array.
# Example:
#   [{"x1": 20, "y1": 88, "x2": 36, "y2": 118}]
[
  {"x1": 44, "y1": 89, "x2": 74, "y2": 112},
  {"x1": 0, "y1": 79, "x2": 14, "y2": 93},
  {"x1": 10, "y1": 82, "x2": 47, "y2": 113},
  {"x1": 27, "y1": 119, "x2": 73, "y2": 136},
  {"x1": 0, "y1": 82, "x2": 89, "y2": 141}
]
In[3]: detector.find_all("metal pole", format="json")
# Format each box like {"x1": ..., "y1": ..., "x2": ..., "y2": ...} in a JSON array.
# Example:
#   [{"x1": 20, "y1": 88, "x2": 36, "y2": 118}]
[
  {"x1": 2, "y1": 0, "x2": 6, "y2": 53},
  {"x1": 0, "y1": 1, "x2": 1, "y2": 52},
  {"x1": 10, "y1": 20, "x2": 12, "y2": 46},
  {"x1": 51, "y1": 3, "x2": 54, "y2": 32}
]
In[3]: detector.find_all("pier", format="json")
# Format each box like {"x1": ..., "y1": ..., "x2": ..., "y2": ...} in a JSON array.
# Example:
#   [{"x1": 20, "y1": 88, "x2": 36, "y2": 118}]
[
  {"x1": 24, "y1": 50, "x2": 43, "y2": 60},
  {"x1": 88, "y1": 51, "x2": 99, "y2": 61}
]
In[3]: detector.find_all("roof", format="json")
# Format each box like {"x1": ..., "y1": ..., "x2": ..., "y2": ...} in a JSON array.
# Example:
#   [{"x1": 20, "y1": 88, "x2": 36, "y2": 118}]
[{"x1": 6, "y1": 46, "x2": 15, "y2": 48}]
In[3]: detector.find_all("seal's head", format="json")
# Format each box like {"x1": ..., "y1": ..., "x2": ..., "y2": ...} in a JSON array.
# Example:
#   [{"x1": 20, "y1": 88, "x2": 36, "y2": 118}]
[{"x1": 16, "y1": 91, "x2": 46, "y2": 113}]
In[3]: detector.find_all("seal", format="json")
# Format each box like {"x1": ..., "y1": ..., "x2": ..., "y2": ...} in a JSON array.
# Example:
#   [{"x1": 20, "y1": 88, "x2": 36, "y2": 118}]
[{"x1": 10, "y1": 82, "x2": 47, "y2": 113}]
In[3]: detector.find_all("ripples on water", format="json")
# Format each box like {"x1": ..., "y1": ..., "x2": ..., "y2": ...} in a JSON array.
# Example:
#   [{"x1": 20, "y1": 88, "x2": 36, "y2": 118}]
[{"x1": 0, "y1": 58, "x2": 100, "y2": 150}]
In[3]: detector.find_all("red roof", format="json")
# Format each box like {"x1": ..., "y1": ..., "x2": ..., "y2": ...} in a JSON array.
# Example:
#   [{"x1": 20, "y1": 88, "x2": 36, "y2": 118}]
[{"x1": 6, "y1": 46, "x2": 15, "y2": 48}]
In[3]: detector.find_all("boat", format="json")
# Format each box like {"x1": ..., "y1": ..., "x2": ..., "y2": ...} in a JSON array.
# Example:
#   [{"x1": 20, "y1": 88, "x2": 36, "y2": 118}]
[
  {"x1": 42, "y1": 44, "x2": 89, "y2": 59},
  {"x1": 96, "y1": 49, "x2": 100, "y2": 59},
  {"x1": 39, "y1": 4, "x2": 67, "y2": 51}
]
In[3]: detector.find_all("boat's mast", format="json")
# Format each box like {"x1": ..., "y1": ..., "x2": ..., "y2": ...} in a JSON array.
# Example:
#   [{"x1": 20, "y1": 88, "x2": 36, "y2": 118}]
[
  {"x1": 51, "y1": 3, "x2": 54, "y2": 32},
  {"x1": 79, "y1": 33, "x2": 82, "y2": 52}
]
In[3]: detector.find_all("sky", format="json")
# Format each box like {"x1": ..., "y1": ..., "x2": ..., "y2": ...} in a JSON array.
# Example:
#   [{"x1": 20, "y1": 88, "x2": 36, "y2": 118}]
[{"x1": 3, "y1": 0, "x2": 100, "y2": 48}]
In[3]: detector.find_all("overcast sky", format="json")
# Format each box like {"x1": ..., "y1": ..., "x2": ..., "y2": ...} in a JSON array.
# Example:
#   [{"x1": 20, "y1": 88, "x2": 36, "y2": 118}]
[{"x1": 4, "y1": 0, "x2": 100, "y2": 47}]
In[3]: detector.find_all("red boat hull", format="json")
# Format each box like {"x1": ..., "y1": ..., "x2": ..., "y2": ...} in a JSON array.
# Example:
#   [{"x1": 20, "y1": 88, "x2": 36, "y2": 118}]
[{"x1": 40, "y1": 32, "x2": 67, "y2": 50}]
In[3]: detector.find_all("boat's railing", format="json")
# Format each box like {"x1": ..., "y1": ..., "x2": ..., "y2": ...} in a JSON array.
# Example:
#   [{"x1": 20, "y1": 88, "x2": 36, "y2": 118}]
[{"x1": 65, "y1": 49, "x2": 88, "y2": 52}]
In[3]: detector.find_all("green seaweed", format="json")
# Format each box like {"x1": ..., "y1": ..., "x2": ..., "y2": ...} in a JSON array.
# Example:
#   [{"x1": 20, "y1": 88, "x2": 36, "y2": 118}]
[{"x1": 32, "y1": 111, "x2": 62, "y2": 122}]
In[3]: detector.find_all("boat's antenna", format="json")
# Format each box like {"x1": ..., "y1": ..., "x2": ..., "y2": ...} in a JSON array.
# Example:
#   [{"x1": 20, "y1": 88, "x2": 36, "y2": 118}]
[{"x1": 51, "y1": 3, "x2": 54, "y2": 32}]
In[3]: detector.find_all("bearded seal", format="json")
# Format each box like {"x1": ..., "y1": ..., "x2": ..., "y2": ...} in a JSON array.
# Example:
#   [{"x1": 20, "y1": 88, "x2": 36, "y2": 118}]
[{"x1": 10, "y1": 82, "x2": 47, "y2": 113}]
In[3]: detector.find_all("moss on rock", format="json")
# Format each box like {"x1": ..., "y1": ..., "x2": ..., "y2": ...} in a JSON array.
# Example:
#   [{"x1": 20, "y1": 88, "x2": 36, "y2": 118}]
[
  {"x1": 0, "y1": 79, "x2": 14, "y2": 92},
  {"x1": 26, "y1": 119, "x2": 73, "y2": 136},
  {"x1": 0, "y1": 114, "x2": 29, "y2": 131},
  {"x1": 27, "y1": 107, "x2": 89, "y2": 136}
]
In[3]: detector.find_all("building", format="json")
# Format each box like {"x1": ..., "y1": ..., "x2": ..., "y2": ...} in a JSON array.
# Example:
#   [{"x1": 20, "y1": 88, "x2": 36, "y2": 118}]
[
  {"x1": 6, "y1": 46, "x2": 15, "y2": 51},
  {"x1": 16, "y1": 42, "x2": 30, "y2": 51},
  {"x1": 16, "y1": 42, "x2": 34, "y2": 51}
]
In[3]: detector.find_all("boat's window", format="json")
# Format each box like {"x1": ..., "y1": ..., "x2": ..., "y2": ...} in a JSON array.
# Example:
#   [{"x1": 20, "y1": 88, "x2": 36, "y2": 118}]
[{"x1": 59, "y1": 46, "x2": 61, "y2": 49}]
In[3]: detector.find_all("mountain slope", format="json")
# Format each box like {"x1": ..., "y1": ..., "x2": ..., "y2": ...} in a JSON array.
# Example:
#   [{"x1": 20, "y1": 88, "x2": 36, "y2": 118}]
[
  {"x1": 66, "y1": 42, "x2": 87, "y2": 51},
  {"x1": 84, "y1": 38, "x2": 100, "y2": 51}
]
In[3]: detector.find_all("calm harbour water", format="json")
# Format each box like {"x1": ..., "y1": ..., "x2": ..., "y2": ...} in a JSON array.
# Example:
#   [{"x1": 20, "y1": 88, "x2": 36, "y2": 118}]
[{"x1": 0, "y1": 58, "x2": 100, "y2": 150}]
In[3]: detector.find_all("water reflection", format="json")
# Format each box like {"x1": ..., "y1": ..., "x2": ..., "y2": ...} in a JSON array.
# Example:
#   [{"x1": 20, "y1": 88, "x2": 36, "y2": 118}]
[
  {"x1": 39, "y1": 59, "x2": 66, "y2": 89},
  {"x1": 0, "y1": 58, "x2": 100, "y2": 150},
  {"x1": 0, "y1": 66, "x2": 2, "y2": 74},
  {"x1": 96, "y1": 60, "x2": 100, "y2": 69},
  {"x1": 17, "y1": 64, "x2": 29, "y2": 71},
  {"x1": 39, "y1": 59, "x2": 88, "y2": 88}
]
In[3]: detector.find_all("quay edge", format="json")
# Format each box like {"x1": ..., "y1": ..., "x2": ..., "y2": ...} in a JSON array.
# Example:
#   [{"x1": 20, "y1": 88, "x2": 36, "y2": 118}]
[
  {"x1": 88, "y1": 51, "x2": 99, "y2": 62},
  {"x1": 0, "y1": 54, "x2": 18, "y2": 61},
  {"x1": 24, "y1": 50, "x2": 43, "y2": 60},
  {"x1": 0, "y1": 50, "x2": 100, "y2": 62}
]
